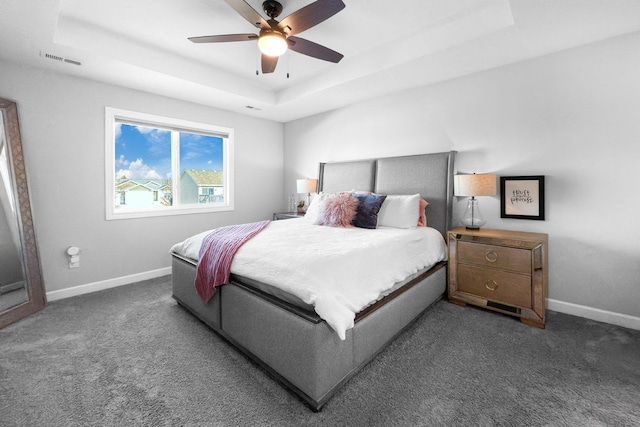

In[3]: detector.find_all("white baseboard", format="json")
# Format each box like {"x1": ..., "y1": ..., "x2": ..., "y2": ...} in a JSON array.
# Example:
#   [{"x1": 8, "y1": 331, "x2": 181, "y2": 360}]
[
  {"x1": 548, "y1": 298, "x2": 640, "y2": 331},
  {"x1": 46, "y1": 267, "x2": 171, "y2": 302},
  {"x1": 0, "y1": 281, "x2": 25, "y2": 294}
]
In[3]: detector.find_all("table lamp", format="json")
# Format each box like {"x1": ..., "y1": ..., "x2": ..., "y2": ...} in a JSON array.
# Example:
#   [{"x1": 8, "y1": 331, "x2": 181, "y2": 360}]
[
  {"x1": 296, "y1": 178, "x2": 317, "y2": 212},
  {"x1": 454, "y1": 173, "x2": 496, "y2": 229}
]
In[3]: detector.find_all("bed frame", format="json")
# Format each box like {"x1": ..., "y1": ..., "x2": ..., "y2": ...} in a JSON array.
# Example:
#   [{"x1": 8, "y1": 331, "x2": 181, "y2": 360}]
[{"x1": 171, "y1": 151, "x2": 456, "y2": 411}]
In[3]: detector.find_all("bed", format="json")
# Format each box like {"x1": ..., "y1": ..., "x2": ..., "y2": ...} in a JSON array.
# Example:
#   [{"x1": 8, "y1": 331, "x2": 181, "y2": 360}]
[{"x1": 170, "y1": 151, "x2": 456, "y2": 410}]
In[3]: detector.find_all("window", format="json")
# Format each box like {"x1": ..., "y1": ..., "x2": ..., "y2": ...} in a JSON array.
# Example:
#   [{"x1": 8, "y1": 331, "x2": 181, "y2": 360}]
[{"x1": 105, "y1": 107, "x2": 234, "y2": 219}]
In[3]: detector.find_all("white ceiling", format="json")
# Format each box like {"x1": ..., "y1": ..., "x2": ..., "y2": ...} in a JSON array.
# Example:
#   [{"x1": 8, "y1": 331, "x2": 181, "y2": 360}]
[{"x1": 1, "y1": 0, "x2": 640, "y2": 122}]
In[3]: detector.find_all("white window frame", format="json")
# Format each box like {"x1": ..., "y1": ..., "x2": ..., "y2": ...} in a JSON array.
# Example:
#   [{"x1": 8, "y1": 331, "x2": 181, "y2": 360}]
[{"x1": 105, "y1": 107, "x2": 234, "y2": 220}]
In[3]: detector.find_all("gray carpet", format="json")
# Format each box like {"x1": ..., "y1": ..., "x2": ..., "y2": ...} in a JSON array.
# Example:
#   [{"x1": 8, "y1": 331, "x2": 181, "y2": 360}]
[{"x1": 1, "y1": 276, "x2": 639, "y2": 426}]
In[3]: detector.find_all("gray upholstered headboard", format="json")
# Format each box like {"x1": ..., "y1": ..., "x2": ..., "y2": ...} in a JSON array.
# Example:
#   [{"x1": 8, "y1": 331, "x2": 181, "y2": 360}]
[{"x1": 318, "y1": 151, "x2": 456, "y2": 238}]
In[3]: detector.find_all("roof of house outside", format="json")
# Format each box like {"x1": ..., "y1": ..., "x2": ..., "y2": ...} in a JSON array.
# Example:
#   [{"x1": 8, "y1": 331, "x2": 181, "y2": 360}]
[
  {"x1": 181, "y1": 169, "x2": 223, "y2": 186},
  {"x1": 116, "y1": 179, "x2": 169, "y2": 192}
]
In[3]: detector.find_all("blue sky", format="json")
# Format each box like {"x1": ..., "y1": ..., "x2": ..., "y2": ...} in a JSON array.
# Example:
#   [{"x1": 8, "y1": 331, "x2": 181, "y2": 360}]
[{"x1": 114, "y1": 123, "x2": 223, "y2": 180}]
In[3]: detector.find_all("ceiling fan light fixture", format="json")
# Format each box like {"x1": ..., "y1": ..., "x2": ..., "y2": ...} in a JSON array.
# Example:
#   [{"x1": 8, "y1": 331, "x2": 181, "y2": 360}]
[{"x1": 258, "y1": 31, "x2": 287, "y2": 57}]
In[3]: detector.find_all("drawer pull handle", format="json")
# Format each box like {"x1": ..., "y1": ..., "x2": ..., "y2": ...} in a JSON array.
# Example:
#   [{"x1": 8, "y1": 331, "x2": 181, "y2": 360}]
[
  {"x1": 485, "y1": 251, "x2": 498, "y2": 263},
  {"x1": 485, "y1": 279, "x2": 498, "y2": 291}
]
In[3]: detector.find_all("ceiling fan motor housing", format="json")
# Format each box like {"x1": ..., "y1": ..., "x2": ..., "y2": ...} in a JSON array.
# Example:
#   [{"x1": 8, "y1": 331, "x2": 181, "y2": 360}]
[{"x1": 262, "y1": 0, "x2": 283, "y2": 19}]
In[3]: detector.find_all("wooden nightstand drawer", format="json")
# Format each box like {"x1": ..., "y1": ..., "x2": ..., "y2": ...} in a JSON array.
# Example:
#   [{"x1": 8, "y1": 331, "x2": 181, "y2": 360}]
[
  {"x1": 458, "y1": 241, "x2": 531, "y2": 274},
  {"x1": 457, "y1": 264, "x2": 532, "y2": 308}
]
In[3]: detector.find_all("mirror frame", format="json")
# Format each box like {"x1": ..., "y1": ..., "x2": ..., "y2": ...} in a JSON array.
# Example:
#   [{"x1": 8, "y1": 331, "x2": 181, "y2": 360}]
[{"x1": 0, "y1": 97, "x2": 46, "y2": 329}]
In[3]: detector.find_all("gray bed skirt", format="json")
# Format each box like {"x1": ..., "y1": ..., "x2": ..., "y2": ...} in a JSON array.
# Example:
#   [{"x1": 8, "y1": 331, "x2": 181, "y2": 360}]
[{"x1": 172, "y1": 254, "x2": 446, "y2": 411}]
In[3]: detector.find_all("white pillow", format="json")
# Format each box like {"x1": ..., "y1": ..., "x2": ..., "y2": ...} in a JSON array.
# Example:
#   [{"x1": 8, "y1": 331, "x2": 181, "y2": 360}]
[
  {"x1": 304, "y1": 192, "x2": 331, "y2": 221},
  {"x1": 377, "y1": 194, "x2": 421, "y2": 228}
]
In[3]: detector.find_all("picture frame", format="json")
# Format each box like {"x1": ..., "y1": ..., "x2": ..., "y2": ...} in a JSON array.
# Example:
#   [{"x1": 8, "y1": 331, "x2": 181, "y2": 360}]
[{"x1": 500, "y1": 175, "x2": 545, "y2": 220}]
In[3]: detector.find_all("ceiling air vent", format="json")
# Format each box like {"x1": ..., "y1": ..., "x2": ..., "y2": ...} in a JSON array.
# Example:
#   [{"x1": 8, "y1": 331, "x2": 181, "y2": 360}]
[
  {"x1": 40, "y1": 51, "x2": 82, "y2": 66},
  {"x1": 44, "y1": 53, "x2": 63, "y2": 62}
]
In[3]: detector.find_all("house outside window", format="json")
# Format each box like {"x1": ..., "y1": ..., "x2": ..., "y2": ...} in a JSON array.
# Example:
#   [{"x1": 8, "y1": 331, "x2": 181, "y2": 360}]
[
  {"x1": 105, "y1": 107, "x2": 234, "y2": 220},
  {"x1": 180, "y1": 169, "x2": 224, "y2": 204},
  {"x1": 115, "y1": 179, "x2": 169, "y2": 208}
]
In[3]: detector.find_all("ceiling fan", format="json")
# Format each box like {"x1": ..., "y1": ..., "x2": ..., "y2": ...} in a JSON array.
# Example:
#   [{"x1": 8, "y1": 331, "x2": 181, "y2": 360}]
[{"x1": 189, "y1": 0, "x2": 345, "y2": 74}]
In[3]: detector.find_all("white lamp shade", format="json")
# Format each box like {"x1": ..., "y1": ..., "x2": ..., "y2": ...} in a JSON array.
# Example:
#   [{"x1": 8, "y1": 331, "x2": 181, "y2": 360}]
[
  {"x1": 296, "y1": 179, "x2": 317, "y2": 194},
  {"x1": 454, "y1": 174, "x2": 497, "y2": 197}
]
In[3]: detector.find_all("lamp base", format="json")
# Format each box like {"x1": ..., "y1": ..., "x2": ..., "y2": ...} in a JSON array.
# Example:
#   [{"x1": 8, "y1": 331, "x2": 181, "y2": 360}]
[{"x1": 460, "y1": 197, "x2": 487, "y2": 230}]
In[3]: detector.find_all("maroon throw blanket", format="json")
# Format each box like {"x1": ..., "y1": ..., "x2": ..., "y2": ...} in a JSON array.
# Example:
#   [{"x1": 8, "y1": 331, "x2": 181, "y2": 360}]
[{"x1": 195, "y1": 220, "x2": 271, "y2": 303}]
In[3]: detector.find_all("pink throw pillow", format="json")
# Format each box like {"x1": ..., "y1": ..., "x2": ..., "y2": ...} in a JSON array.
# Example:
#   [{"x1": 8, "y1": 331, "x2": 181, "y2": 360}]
[
  {"x1": 315, "y1": 193, "x2": 359, "y2": 227},
  {"x1": 418, "y1": 198, "x2": 429, "y2": 226}
]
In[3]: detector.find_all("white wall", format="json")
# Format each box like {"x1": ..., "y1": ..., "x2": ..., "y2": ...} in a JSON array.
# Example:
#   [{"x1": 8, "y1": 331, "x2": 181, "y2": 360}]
[
  {"x1": 0, "y1": 61, "x2": 284, "y2": 296},
  {"x1": 284, "y1": 32, "x2": 640, "y2": 326}
]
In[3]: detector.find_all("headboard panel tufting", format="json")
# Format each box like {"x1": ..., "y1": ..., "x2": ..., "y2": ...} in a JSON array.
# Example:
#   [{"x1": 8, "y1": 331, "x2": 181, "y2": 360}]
[{"x1": 318, "y1": 159, "x2": 376, "y2": 193}]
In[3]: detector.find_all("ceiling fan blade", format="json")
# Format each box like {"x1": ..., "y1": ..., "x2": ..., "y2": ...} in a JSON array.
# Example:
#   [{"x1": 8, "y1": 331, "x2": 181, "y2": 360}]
[
  {"x1": 188, "y1": 34, "x2": 257, "y2": 43},
  {"x1": 261, "y1": 54, "x2": 278, "y2": 74},
  {"x1": 279, "y1": 0, "x2": 345, "y2": 36},
  {"x1": 287, "y1": 36, "x2": 343, "y2": 63},
  {"x1": 224, "y1": 0, "x2": 269, "y2": 29}
]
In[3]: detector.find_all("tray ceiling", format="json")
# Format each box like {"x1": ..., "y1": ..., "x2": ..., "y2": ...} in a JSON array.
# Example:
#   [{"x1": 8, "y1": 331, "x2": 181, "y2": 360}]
[{"x1": 1, "y1": 0, "x2": 640, "y2": 122}]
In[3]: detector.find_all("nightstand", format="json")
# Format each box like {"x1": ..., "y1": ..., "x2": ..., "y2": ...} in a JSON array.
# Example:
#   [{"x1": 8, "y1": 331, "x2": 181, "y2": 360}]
[
  {"x1": 273, "y1": 212, "x2": 305, "y2": 220},
  {"x1": 447, "y1": 227, "x2": 548, "y2": 328}
]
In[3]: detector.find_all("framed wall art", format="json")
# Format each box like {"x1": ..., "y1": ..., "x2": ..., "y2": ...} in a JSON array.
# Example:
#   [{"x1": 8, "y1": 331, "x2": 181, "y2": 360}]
[{"x1": 500, "y1": 175, "x2": 545, "y2": 220}]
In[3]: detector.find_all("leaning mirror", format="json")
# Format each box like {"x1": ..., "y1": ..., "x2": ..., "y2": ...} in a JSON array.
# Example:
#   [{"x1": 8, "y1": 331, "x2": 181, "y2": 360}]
[{"x1": 0, "y1": 97, "x2": 46, "y2": 329}]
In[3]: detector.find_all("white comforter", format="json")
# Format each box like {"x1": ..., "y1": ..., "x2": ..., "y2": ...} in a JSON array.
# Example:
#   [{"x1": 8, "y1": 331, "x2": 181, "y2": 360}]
[{"x1": 170, "y1": 218, "x2": 447, "y2": 340}]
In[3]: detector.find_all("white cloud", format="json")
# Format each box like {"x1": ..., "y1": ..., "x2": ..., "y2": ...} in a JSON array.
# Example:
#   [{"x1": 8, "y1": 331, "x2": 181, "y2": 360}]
[
  {"x1": 115, "y1": 157, "x2": 162, "y2": 180},
  {"x1": 115, "y1": 154, "x2": 129, "y2": 168},
  {"x1": 135, "y1": 125, "x2": 157, "y2": 135}
]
